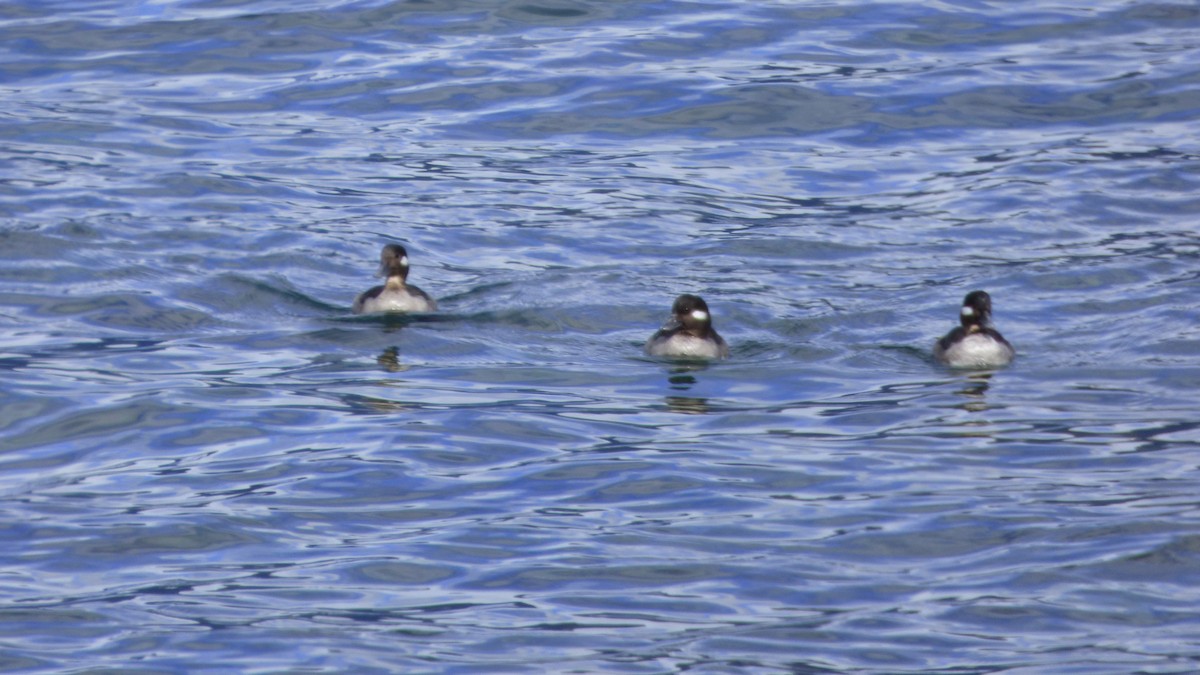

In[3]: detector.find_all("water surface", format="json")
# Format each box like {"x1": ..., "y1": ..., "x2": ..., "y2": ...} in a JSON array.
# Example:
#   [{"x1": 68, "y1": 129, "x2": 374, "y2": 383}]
[{"x1": 2, "y1": 0, "x2": 1200, "y2": 672}]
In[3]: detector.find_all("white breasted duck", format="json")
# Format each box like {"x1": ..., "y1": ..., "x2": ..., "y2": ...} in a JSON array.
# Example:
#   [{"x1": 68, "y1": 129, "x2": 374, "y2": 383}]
[
  {"x1": 645, "y1": 294, "x2": 730, "y2": 359},
  {"x1": 933, "y1": 290, "x2": 1014, "y2": 368},
  {"x1": 352, "y1": 243, "x2": 437, "y2": 314}
]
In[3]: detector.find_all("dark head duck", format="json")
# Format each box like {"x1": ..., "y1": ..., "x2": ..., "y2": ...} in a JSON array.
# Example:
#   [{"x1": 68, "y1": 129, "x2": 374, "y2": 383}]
[
  {"x1": 352, "y1": 243, "x2": 438, "y2": 314},
  {"x1": 933, "y1": 290, "x2": 1014, "y2": 368},
  {"x1": 645, "y1": 294, "x2": 730, "y2": 359}
]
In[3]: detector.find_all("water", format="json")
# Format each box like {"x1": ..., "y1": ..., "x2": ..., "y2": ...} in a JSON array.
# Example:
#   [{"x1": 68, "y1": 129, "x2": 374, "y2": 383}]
[{"x1": 2, "y1": 0, "x2": 1199, "y2": 672}]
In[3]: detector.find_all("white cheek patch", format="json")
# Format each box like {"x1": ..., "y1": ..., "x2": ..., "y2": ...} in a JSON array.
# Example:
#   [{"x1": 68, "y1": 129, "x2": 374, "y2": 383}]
[
  {"x1": 960, "y1": 306, "x2": 975, "y2": 317},
  {"x1": 399, "y1": 256, "x2": 409, "y2": 266},
  {"x1": 691, "y1": 310, "x2": 708, "y2": 321}
]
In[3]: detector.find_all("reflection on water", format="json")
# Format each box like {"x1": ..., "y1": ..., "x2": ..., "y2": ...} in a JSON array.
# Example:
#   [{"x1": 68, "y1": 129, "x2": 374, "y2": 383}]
[
  {"x1": 375, "y1": 345, "x2": 405, "y2": 373},
  {"x1": 663, "y1": 395, "x2": 709, "y2": 415},
  {"x1": 955, "y1": 372, "x2": 996, "y2": 413},
  {"x1": 662, "y1": 364, "x2": 714, "y2": 412},
  {"x1": 666, "y1": 367, "x2": 703, "y2": 388}
]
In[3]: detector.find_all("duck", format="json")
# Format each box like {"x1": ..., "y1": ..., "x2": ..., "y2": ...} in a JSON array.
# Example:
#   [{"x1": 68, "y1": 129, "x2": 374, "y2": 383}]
[
  {"x1": 933, "y1": 290, "x2": 1014, "y2": 368},
  {"x1": 645, "y1": 294, "x2": 730, "y2": 359},
  {"x1": 352, "y1": 243, "x2": 438, "y2": 314}
]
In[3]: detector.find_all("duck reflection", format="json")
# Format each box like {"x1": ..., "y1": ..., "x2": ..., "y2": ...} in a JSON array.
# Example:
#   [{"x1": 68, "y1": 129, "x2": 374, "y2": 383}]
[
  {"x1": 664, "y1": 394, "x2": 710, "y2": 414},
  {"x1": 662, "y1": 364, "x2": 711, "y2": 413},
  {"x1": 365, "y1": 314, "x2": 420, "y2": 370},
  {"x1": 376, "y1": 345, "x2": 408, "y2": 372},
  {"x1": 954, "y1": 372, "x2": 995, "y2": 412},
  {"x1": 668, "y1": 369, "x2": 697, "y2": 389}
]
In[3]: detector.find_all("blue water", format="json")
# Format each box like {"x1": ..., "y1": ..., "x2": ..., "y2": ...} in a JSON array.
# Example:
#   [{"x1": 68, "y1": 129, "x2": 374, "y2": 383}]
[{"x1": 2, "y1": 0, "x2": 1200, "y2": 672}]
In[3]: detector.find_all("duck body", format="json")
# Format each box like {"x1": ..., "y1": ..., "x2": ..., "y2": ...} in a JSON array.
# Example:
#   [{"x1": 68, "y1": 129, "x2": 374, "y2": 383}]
[
  {"x1": 353, "y1": 279, "x2": 437, "y2": 314},
  {"x1": 934, "y1": 326, "x2": 1014, "y2": 368}
]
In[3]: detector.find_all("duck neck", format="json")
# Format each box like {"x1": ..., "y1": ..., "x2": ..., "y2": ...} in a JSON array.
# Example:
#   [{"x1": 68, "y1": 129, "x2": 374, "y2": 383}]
[{"x1": 961, "y1": 316, "x2": 988, "y2": 333}]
